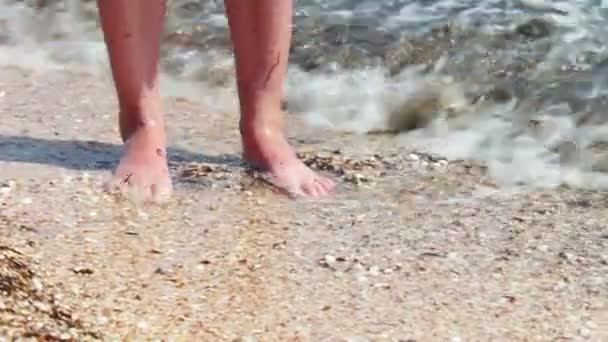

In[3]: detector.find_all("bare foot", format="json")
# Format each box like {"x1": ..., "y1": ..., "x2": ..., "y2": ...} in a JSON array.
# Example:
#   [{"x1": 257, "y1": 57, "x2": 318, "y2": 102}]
[
  {"x1": 106, "y1": 127, "x2": 172, "y2": 204},
  {"x1": 242, "y1": 125, "x2": 335, "y2": 198}
]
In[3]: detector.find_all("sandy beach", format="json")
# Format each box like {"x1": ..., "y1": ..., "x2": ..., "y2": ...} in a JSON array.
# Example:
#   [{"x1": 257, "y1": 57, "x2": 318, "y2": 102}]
[{"x1": 0, "y1": 65, "x2": 607, "y2": 340}]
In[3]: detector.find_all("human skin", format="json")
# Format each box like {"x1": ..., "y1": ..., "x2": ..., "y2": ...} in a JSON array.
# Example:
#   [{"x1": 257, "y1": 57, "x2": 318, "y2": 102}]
[{"x1": 96, "y1": 0, "x2": 335, "y2": 202}]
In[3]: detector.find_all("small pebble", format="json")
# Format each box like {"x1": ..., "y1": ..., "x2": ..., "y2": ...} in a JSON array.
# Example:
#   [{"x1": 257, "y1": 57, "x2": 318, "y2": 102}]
[
  {"x1": 345, "y1": 337, "x2": 368, "y2": 342},
  {"x1": 137, "y1": 321, "x2": 149, "y2": 331},
  {"x1": 357, "y1": 275, "x2": 368, "y2": 283},
  {"x1": 21, "y1": 197, "x2": 33, "y2": 204},
  {"x1": 354, "y1": 263, "x2": 366, "y2": 271},
  {"x1": 369, "y1": 266, "x2": 380, "y2": 276},
  {"x1": 32, "y1": 277, "x2": 43, "y2": 291},
  {"x1": 408, "y1": 153, "x2": 420, "y2": 161},
  {"x1": 33, "y1": 301, "x2": 51, "y2": 312},
  {"x1": 324, "y1": 255, "x2": 336, "y2": 264},
  {"x1": 553, "y1": 281, "x2": 568, "y2": 291},
  {"x1": 96, "y1": 315, "x2": 109, "y2": 325},
  {"x1": 585, "y1": 320, "x2": 597, "y2": 329}
]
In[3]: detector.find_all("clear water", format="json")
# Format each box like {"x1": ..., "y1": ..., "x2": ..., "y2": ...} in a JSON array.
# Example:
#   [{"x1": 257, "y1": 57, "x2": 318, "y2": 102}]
[{"x1": 2, "y1": 0, "x2": 608, "y2": 189}]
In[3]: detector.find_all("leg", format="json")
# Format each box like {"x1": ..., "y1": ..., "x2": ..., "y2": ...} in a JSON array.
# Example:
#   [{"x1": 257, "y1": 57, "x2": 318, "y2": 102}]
[
  {"x1": 225, "y1": 0, "x2": 335, "y2": 198},
  {"x1": 96, "y1": 0, "x2": 171, "y2": 203}
]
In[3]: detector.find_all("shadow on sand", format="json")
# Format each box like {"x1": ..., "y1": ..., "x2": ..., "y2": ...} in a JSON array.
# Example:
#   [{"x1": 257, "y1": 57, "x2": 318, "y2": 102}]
[{"x1": 0, "y1": 135, "x2": 242, "y2": 171}]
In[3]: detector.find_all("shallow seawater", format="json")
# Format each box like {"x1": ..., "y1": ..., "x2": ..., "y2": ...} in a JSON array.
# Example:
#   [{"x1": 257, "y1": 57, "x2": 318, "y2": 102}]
[{"x1": 1, "y1": 0, "x2": 608, "y2": 189}]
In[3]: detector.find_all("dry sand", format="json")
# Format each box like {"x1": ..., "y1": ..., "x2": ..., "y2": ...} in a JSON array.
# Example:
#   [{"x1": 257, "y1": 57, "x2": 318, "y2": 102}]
[{"x1": 0, "y1": 66, "x2": 607, "y2": 341}]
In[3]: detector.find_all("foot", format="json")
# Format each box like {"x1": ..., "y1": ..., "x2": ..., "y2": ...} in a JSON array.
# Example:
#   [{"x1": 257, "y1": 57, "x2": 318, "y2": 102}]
[
  {"x1": 242, "y1": 125, "x2": 335, "y2": 198},
  {"x1": 106, "y1": 127, "x2": 172, "y2": 204}
]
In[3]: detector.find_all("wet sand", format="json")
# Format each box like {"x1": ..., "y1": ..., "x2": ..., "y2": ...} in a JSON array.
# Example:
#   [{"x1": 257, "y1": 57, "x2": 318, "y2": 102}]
[{"x1": 0, "y1": 66, "x2": 607, "y2": 341}]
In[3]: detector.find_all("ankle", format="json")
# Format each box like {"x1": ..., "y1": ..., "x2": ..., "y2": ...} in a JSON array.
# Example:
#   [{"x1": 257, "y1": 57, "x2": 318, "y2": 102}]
[
  {"x1": 120, "y1": 118, "x2": 165, "y2": 142},
  {"x1": 238, "y1": 105, "x2": 284, "y2": 134},
  {"x1": 239, "y1": 118, "x2": 284, "y2": 142},
  {"x1": 118, "y1": 105, "x2": 165, "y2": 142}
]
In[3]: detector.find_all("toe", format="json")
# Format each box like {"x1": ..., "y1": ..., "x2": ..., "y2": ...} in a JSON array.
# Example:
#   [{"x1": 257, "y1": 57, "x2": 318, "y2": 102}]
[
  {"x1": 106, "y1": 172, "x2": 151, "y2": 203},
  {"x1": 318, "y1": 176, "x2": 336, "y2": 192},
  {"x1": 150, "y1": 179, "x2": 172, "y2": 204},
  {"x1": 104, "y1": 172, "x2": 133, "y2": 195},
  {"x1": 127, "y1": 180, "x2": 153, "y2": 204},
  {"x1": 312, "y1": 180, "x2": 329, "y2": 196},
  {"x1": 103, "y1": 177, "x2": 121, "y2": 193},
  {"x1": 301, "y1": 181, "x2": 320, "y2": 198}
]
